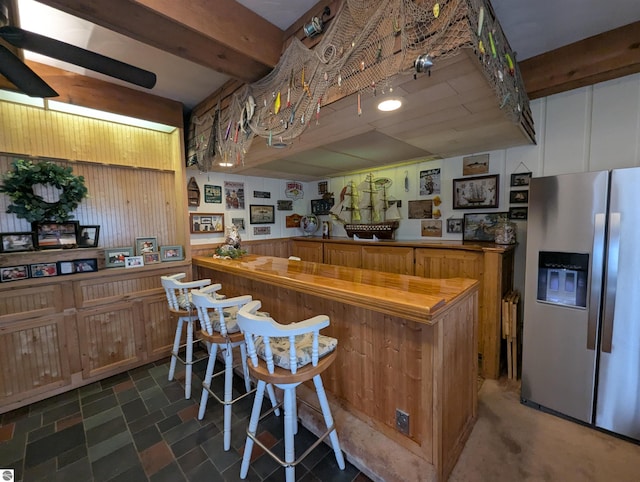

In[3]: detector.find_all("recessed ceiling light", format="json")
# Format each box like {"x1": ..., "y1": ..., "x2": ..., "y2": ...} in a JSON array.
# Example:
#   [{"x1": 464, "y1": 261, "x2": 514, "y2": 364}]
[{"x1": 377, "y1": 98, "x2": 402, "y2": 112}]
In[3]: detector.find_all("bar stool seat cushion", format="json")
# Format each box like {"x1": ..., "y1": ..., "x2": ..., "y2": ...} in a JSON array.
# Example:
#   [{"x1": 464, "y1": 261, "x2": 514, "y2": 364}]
[
  {"x1": 176, "y1": 293, "x2": 194, "y2": 310},
  {"x1": 255, "y1": 333, "x2": 337, "y2": 370},
  {"x1": 178, "y1": 291, "x2": 225, "y2": 310}
]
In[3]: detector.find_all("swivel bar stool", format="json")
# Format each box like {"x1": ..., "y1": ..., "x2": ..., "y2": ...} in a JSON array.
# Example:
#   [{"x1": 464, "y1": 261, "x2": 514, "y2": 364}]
[
  {"x1": 160, "y1": 273, "x2": 214, "y2": 399},
  {"x1": 190, "y1": 288, "x2": 279, "y2": 451},
  {"x1": 237, "y1": 300, "x2": 345, "y2": 482}
]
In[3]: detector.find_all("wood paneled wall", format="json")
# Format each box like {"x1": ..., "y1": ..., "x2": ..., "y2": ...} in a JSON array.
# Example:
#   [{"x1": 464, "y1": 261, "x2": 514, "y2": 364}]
[
  {"x1": 0, "y1": 98, "x2": 188, "y2": 248},
  {"x1": 0, "y1": 155, "x2": 181, "y2": 248},
  {"x1": 0, "y1": 102, "x2": 179, "y2": 169}
]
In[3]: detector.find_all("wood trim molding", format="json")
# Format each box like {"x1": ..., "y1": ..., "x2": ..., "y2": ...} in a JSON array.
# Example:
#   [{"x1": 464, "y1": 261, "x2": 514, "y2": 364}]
[{"x1": 520, "y1": 21, "x2": 640, "y2": 99}]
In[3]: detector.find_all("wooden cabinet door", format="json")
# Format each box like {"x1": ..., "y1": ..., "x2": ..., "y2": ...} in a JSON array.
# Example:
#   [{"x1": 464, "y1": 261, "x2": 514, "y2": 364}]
[
  {"x1": 324, "y1": 243, "x2": 362, "y2": 268},
  {"x1": 361, "y1": 246, "x2": 414, "y2": 275},
  {"x1": 415, "y1": 248, "x2": 483, "y2": 280},
  {"x1": 0, "y1": 314, "x2": 72, "y2": 405},
  {"x1": 76, "y1": 300, "x2": 146, "y2": 379},
  {"x1": 291, "y1": 240, "x2": 324, "y2": 263}
]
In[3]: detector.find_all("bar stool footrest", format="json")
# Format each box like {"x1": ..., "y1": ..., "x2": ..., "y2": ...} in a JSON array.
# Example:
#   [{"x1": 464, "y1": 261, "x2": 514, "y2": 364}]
[
  {"x1": 203, "y1": 366, "x2": 257, "y2": 406},
  {"x1": 246, "y1": 396, "x2": 335, "y2": 469},
  {"x1": 171, "y1": 337, "x2": 206, "y2": 366}
]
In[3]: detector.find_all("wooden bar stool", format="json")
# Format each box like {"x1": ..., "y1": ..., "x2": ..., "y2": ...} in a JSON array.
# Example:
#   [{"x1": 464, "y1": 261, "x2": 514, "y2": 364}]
[
  {"x1": 160, "y1": 273, "x2": 214, "y2": 399},
  {"x1": 190, "y1": 289, "x2": 279, "y2": 451},
  {"x1": 237, "y1": 300, "x2": 345, "y2": 482}
]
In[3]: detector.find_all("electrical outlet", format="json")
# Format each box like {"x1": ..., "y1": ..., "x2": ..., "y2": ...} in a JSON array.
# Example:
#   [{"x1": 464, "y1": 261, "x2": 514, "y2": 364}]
[{"x1": 396, "y1": 409, "x2": 409, "y2": 435}]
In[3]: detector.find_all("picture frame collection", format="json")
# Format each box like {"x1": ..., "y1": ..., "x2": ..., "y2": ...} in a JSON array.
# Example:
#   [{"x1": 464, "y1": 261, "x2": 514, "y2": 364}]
[
  {"x1": 105, "y1": 238, "x2": 184, "y2": 269},
  {"x1": 1, "y1": 258, "x2": 100, "y2": 283},
  {"x1": 1, "y1": 222, "x2": 101, "y2": 253},
  {"x1": 1, "y1": 227, "x2": 184, "y2": 281}
]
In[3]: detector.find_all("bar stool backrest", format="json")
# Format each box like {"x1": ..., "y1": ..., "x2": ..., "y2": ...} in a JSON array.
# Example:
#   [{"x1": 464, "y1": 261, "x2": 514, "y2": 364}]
[
  {"x1": 160, "y1": 273, "x2": 213, "y2": 312},
  {"x1": 191, "y1": 289, "x2": 252, "y2": 338},
  {"x1": 237, "y1": 300, "x2": 332, "y2": 375}
]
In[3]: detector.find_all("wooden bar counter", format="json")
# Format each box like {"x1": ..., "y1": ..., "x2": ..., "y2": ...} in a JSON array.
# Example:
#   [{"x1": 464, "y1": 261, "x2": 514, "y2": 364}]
[{"x1": 193, "y1": 255, "x2": 479, "y2": 481}]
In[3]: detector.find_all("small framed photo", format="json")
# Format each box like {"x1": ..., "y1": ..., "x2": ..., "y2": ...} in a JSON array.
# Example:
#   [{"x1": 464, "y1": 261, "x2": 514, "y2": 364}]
[
  {"x1": 136, "y1": 237, "x2": 158, "y2": 256},
  {"x1": 160, "y1": 245, "x2": 184, "y2": 261},
  {"x1": 190, "y1": 213, "x2": 224, "y2": 234},
  {"x1": 509, "y1": 207, "x2": 528, "y2": 220},
  {"x1": 446, "y1": 218, "x2": 463, "y2": 234},
  {"x1": 463, "y1": 212, "x2": 508, "y2": 241},
  {"x1": 125, "y1": 255, "x2": 144, "y2": 268},
  {"x1": 421, "y1": 219, "x2": 442, "y2": 237},
  {"x1": 74, "y1": 258, "x2": 98, "y2": 273},
  {"x1": 57, "y1": 261, "x2": 76, "y2": 275},
  {"x1": 311, "y1": 198, "x2": 334, "y2": 215},
  {"x1": 78, "y1": 225, "x2": 100, "y2": 248},
  {"x1": 33, "y1": 221, "x2": 79, "y2": 249},
  {"x1": 232, "y1": 218, "x2": 245, "y2": 231},
  {"x1": 105, "y1": 247, "x2": 134, "y2": 268},
  {"x1": 510, "y1": 172, "x2": 532, "y2": 187},
  {"x1": 509, "y1": 190, "x2": 529, "y2": 204},
  {"x1": 249, "y1": 205, "x2": 275, "y2": 224},
  {"x1": 30, "y1": 263, "x2": 58, "y2": 278},
  {"x1": 1, "y1": 232, "x2": 36, "y2": 253},
  {"x1": 1, "y1": 265, "x2": 29, "y2": 282},
  {"x1": 453, "y1": 175, "x2": 499, "y2": 209},
  {"x1": 462, "y1": 153, "x2": 490, "y2": 176},
  {"x1": 143, "y1": 252, "x2": 161, "y2": 264},
  {"x1": 254, "y1": 226, "x2": 271, "y2": 235}
]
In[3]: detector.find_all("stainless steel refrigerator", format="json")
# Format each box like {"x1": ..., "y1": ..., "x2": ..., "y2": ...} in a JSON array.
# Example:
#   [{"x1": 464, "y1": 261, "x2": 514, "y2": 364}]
[{"x1": 521, "y1": 167, "x2": 640, "y2": 441}]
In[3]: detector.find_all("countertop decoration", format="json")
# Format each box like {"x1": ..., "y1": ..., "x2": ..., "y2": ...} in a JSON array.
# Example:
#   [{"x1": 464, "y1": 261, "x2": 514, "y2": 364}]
[
  {"x1": 214, "y1": 224, "x2": 246, "y2": 259},
  {"x1": 0, "y1": 159, "x2": 88, "y2": 223}
]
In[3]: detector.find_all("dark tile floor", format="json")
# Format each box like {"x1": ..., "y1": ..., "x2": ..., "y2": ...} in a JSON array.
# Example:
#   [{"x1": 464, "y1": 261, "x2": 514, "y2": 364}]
[{"x1": 0, "y1": 348, "x2": 370, "y2": 482}]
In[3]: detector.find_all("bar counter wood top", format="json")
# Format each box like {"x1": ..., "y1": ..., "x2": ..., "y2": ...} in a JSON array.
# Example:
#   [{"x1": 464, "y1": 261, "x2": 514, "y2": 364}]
[
  {"x1": 193, "y1": 255, "x2": 479, "y2": 481},
  {"x1": 193, "y1": 254, "x2": 477, "y2": 325}
]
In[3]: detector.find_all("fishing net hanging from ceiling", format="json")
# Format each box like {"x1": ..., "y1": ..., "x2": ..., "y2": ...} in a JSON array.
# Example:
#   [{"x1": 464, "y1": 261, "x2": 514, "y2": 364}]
[{"x1": 188, "y1": 0, "x2": 528, "y2": 172}]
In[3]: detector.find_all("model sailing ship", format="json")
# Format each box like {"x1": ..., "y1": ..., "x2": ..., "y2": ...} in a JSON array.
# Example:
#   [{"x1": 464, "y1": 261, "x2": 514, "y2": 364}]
[{"x1": 330, "y1": 174, "x2": 401, "y2": 240}]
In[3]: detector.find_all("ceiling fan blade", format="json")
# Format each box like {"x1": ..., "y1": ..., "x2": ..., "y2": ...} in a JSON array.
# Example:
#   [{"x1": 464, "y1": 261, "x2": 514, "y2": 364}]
[
  {"x1": 0, "y1": 44, "x2": 58, "y2": 97},
  {"x1": 0, "y1": 26, "x2": 157, "y2": 89}
]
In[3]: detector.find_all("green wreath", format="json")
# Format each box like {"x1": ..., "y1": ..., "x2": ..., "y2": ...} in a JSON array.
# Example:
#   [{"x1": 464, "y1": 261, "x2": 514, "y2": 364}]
[{"x1": 0, "y1": 159, "x2": 88, "y2": 223}]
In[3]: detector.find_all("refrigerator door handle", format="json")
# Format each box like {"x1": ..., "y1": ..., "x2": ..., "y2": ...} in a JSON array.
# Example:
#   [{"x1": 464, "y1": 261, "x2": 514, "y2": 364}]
[
  {"x1": 588, "y1": 213, "x2": 606, "y2": 350},
  {"x1": 601, "y1": 212, "x2": 620, "y2": 353}
]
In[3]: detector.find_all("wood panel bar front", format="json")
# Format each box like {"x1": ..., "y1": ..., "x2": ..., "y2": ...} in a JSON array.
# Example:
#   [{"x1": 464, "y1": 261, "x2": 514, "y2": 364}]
[
  {"x1": 193, "y1": 255, "x2": 478, "y2": 481},
  {"x1": 291, "y1": 237, "x2": 515, "y2": 378}
]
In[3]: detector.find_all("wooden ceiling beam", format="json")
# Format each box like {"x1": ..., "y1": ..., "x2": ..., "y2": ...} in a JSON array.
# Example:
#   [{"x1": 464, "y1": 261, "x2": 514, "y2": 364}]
[
  {"x1": 520, "y1": 21, "x2": 640, "y2": 100},
  {"x1": 6, "y1": 61, "x2": 184, "y2": 128},
  {"x1": 33, "y1": 0, "x2": 285, "y2": 83}
]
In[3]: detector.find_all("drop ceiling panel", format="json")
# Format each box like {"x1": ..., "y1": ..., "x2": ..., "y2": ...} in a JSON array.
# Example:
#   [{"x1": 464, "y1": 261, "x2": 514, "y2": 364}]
[{"x1": 280, "y1": 149, "x2": 370, "y2": 168}]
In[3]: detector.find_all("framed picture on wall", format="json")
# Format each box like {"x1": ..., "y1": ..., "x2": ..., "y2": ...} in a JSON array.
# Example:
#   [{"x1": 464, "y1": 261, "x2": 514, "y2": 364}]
[
  {"x1": 249, "y1": 205, "x2": 275, "y2": 224},
  {"x1": 446, "y1": 218, "x2": 463, "y2": 234},
  {"x1": 510, "y1": 172, "x2": 532, "y2": 187},
  {"x1": 462, "y1": 212, "x2": 508, "y2": 241},
  {"x1": 190, "y1": 213, "x2": 224, "y2": 233},
  {"x1": 452, "y1": 175, "x2": 499, "y2": 209},
  {"x1": 509, "y1": 190, "x2": 529, "y2": 204}
]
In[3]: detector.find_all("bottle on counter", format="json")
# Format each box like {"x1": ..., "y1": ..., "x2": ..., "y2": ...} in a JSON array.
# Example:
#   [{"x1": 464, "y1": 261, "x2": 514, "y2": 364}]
[
  {"x1": 494, "y1": 215, "x2": 517, "y2": 245},
  {"x1": 322, "y1": 220, "x2": 331, "y2": 239}
]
